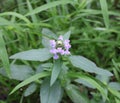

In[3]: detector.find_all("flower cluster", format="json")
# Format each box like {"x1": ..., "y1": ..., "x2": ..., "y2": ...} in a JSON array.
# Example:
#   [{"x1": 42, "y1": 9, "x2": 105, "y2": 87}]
[{"x1": 50, "y1": 35, "x2": 71, "y2": 59}]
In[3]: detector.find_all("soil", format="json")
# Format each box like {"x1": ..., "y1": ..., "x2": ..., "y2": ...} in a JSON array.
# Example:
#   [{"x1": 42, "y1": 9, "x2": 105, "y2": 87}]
[{"x1": 0, "y1": 85, "x2": 8, "y2": 100}]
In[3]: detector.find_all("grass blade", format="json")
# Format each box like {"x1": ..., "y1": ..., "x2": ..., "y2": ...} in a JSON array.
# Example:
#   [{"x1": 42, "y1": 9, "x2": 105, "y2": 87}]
[
  {"x1": 100, "y1": 0, "x2": 109, "y2": 29},
  {"x1": 26, "y1": 0, "x2": 73, "y2": 16},
  {"x1": 0, "y1": 31, "x2": 11, "y2": 77},
  {"x1": 10, "y1": 72, "x2": 50, "y2": 95},
  {"x1": 68, "y1": 72, "x2": 108, "y2": 100},
  {"x1": 0, "y1": 12, "x2": 31, "y2": 23},
  {"x1": 26, "y1": 0, "x2": 38, "y2": 23}
]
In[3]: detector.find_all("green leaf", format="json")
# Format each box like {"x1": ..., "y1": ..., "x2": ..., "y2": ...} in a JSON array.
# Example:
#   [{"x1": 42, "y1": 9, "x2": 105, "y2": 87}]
[
  {"x1": 11, "y1": 65, "x2": 34, "y2": 80},
  {"x1": 42, "y1": 28, "x2": 57, "y2": 39},
  {"x1": 108, "y1": 87, "x2": 120, "y2": 100},
  {"x1": 50, "y1": 60, "x2": 62, "y2": 86},
  {"x1": 115, "y1": 98, "x2": 120, "y2": 103},
  {"x1": 42, "y1": 36, "x2": 50, "y2": 48},
  {"x1": 40, "y1": 78, "x2": 63, "y2": 103},
  {"x1": 24, "y1": 83, "x2": 37, "y2": 97},
  {"x1": 10, "y1": 48, "x2": 52, "y2": 62},
  {"x1": 0, "y1": 17, "x2": 13, "y2": 26},
  {"x1": 41, "y1": 63, "x2": 53, "y2": 68},
  {"x1": 0, "y1": 64, "x2": 34, "y2": 81},
  {"x1": 63, "y1": 31, "x2": 71, "y2": 40},
  {"x1": 108, "y1": 82, "x2": 120, "y2": 91},
  {"x1": 68, "y1": 72, "x2": 108, "y2": 100},
  {"x1": 0, "y1": 12, "x2": 30, "y2": 23},
  {"x1": 35, "y1": 65, "x2": 44, "y2": 74},
  {"x1": 100, "y1": 0, "x2": 109, "y2": 28},
  {"x1": 10, "y1": 72, "x2": 50, "y2": 95},
  {"x1": 0, "y1": 31, "x2": 11, "y2": 77},
  {"x1": 75, "y1": 79, "x2": 95, "y2": 89},
  {"x1": 96, "y1": 75, "x2": 109, "y2": 84},
  {"x1": 26, "y1": 0, "x2": 38, "y2": 23},
  {"x1": 65, "y1": 84, "x2": 89, "y2": 103},
  {"x1": 69, "y1": 55, "x2": 113, "y2": 76},
  {"x1": 26, "y1": 0, "x2": 73, "y2": 16}
]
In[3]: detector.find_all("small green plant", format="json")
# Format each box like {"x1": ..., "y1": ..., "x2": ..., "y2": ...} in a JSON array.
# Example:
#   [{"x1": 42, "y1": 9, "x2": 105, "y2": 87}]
[
  {"x1": 0, "y1": 0, "x2": 120, "y2": 103},
  {"x1": 0, "y1": 28, "x2": 119, "y2": 103}
]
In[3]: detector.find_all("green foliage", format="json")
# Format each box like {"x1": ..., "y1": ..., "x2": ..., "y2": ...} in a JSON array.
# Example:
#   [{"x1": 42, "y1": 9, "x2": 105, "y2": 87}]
[
  {"x1": 100, "y1": 0, "x2": 109, "y2": 28},
  {"x1": 26, "y1": 0, "x2": 73, "y2": 16},
  {"x1": 69, "y1": 55, "x2": 112, "y2": 76},
  {"x1": 40, "y1": 78, "x2": 62, "y2": 103},
  {"x1": 0, "y1": 0, "x2": 120, "y2": 103},
  {"x1": 24, "y1": 83, "x2": 37, "y2": 97},
  {"x1": 0, "y1": 31, "x2": 10, "y2": 77},
  {"x1": 10, "y1": 48, "x2": 52, "y2": 62},
  {"x1": 65, "y1": 84, "x2": 89, "y2": 103},
  {"x1": 10, "y1": 72, "x2": 50, "y2": 94},
  {"x1": 0, "y1": 64, "x2": 34, "y2": 80},
  {"x1": 50, "y1": 59, "x2": 62, "y2": 86}
]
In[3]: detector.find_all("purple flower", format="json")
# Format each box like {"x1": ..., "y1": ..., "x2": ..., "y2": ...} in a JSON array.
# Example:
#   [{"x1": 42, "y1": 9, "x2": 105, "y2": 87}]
[
  {"x1": 64, "y1": 40, "x2": 71, "y2": 50},
  {"x1": 49, "y1": 35, "x2": 71, "y2": 59},
  {"x1": 57, "y1": 48, "x2": 64, "y2": 55},
  {"x1": 50, "y1": 49, "x2": 57, "y2": 54},
  {"x1": 64, "y1": 50, "x2": 70, "y2": 55},
  {"x1": 50, "y1": 40, "x2": 56, "y2": 48},
  {"x1": 58, "y1": 35, "x2": 63, "y2": 40},
  {"x1": 53, "y1": 54, "x2": 59, "y2": 59}
]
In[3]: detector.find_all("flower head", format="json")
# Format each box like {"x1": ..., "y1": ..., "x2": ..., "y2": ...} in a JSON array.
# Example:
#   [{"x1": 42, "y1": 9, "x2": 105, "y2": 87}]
[{"x1": 49, "y1": 35, "x2": 71, "y2": 59}]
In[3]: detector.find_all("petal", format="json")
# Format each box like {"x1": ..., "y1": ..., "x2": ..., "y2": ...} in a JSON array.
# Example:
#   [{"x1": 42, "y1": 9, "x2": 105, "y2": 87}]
[
  {"x1": 53, "y1": 54, "x2": 59, "y2": 59},
  {"x1": 50, "y1": 40, "x2": 56, "y2": 48},
  {"x1": 58, "y1": 35, "x2": 63, "y2": 40},
  {"x1": 64, "y1": 50, "x2": 70, "y2": 55},
  {"x1": 50, "y1": 49, "x2": 57, "y2": 54}
]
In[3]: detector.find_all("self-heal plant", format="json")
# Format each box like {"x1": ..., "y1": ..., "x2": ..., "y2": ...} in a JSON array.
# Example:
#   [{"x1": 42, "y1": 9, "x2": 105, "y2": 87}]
[
  {"x1": 50, "y1": 35, "x2": 71, "y2": 59},
  {"x1": 5, "y1": 28, "x2": 120, "y2": 103}
]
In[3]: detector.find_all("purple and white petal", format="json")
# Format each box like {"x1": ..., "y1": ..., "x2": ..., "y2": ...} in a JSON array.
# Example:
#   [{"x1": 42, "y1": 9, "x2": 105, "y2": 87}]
[
  {"x1": 53, "y1": 54, "x2": 59, "y2": 59},
  {"x1": 58, "y1": 35, "x2": 63, "y2": 41}
]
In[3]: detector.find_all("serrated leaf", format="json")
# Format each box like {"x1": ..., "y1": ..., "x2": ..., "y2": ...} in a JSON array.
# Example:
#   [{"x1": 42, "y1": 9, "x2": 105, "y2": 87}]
[
  {"x1": 10, "y1": 72, "x2": 50, "y2": 95},
  {"x1": 10, "y1": 48, "x2": 52, "y2": 62},
  {"x1": 40, "y1": 78, "x2": 63, "y2": 103},
  {"x1": 63, "y1": 31, "x2": 71, "y2": 40},
  {"x1": 69, "y1": 55, "x2": 113, "y2": 76},
  {"x1": 24, "y1": 83, "x2": 37, "y2": 97},
  {"x1": 50, "y1": 59, "x2": 62, "y2": 86},
  {"x1": 42, "y1": 28, "x2": 57, "y2": 39},
  {"x1": 65, "y1": 84, "x2": 89, "y2": 103}
]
